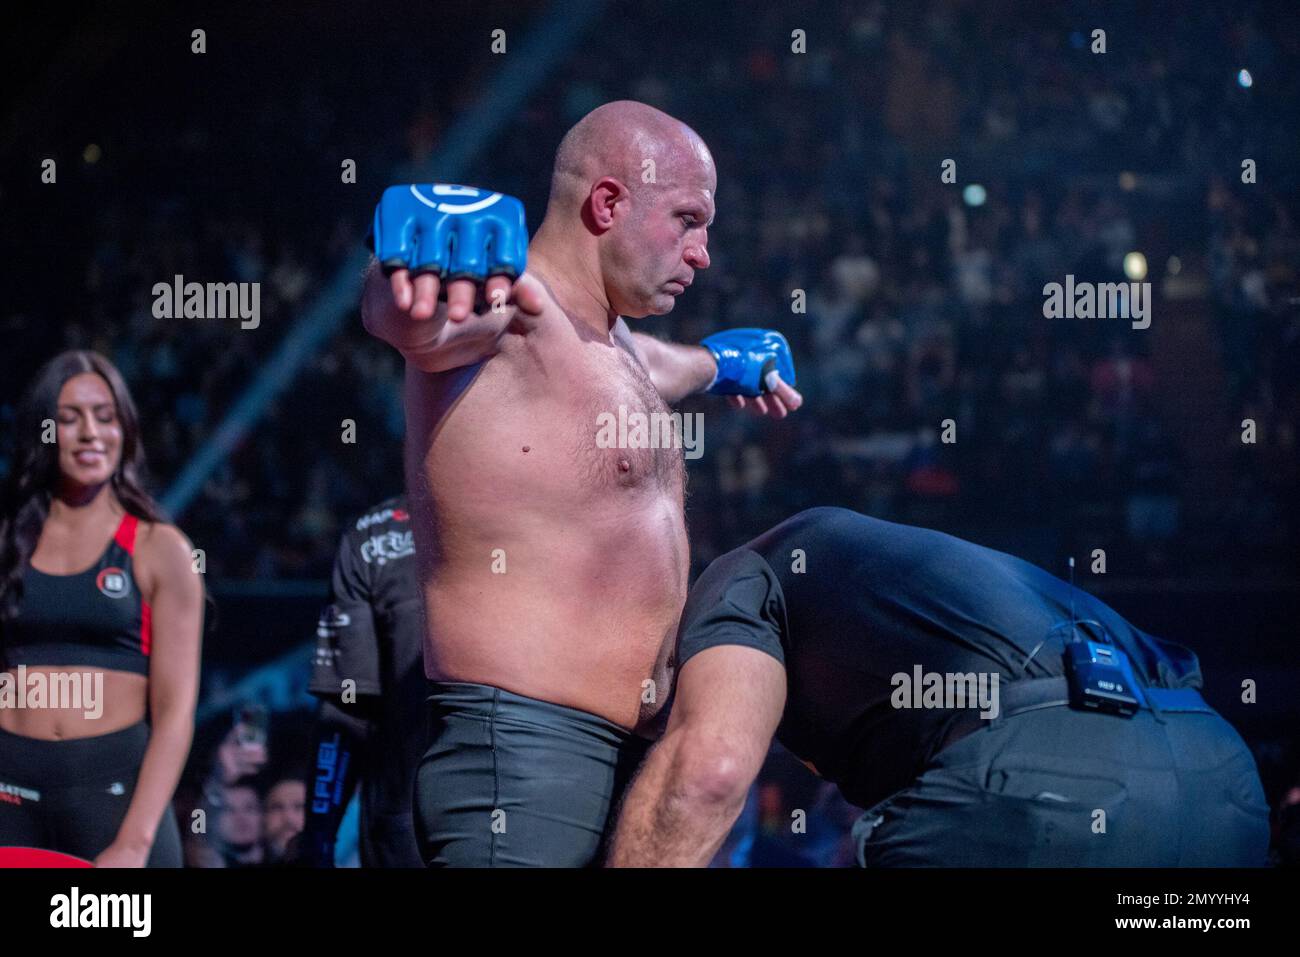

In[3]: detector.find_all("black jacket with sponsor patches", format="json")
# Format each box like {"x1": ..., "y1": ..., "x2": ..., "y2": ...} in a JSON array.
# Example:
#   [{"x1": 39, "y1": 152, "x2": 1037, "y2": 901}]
[{"x1": 308, "y1": 496, "x2": 427, "y2": 861}]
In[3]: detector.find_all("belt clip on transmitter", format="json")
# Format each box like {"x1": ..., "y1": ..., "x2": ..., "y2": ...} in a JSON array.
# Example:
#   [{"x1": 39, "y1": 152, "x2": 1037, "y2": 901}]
[{"x1": 1062, "y1": 557, "x2": 1144, "y2": 717}]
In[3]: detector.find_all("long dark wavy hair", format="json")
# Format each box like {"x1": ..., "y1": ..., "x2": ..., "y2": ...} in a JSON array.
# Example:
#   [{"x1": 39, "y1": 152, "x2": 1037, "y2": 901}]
[{"x1": 0, "y1": 350, "x2": 168, "y2": 626}]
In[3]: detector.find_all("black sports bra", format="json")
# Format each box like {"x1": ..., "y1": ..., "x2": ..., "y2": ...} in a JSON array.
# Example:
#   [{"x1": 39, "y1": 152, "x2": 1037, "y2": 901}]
[{"x1": 1, "y1": 513, "x2": 152, "y2": 676}]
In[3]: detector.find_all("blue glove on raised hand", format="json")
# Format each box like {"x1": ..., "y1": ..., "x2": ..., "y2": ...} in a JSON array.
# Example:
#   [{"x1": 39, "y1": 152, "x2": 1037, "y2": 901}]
[
  {"x1": 701, "y1": 328, "x2": 797, "y2": 397},
  {"x1": 368, "y1": 184, "x2": 528, "y2": 281}
]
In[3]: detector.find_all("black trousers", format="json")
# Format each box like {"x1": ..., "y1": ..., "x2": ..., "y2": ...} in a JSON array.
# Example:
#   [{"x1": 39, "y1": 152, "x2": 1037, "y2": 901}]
[
  {"x1": 413, "y1": 682, "x2": 649, "y2": 867},
  {"x1": 359, "y1": 809, "x2": 424, "y2": 869},
  {"x1": 852, "y1": 691, "x2": 1270, "y2": 867},
  {"x1": 0, "y1": 722, "x2": 183, "y2": 866}
]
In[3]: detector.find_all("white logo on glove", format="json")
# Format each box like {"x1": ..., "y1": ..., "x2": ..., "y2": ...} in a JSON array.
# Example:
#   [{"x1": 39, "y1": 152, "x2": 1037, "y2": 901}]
[{"x1": 410, "y1": 184, "x2": 504, "y2": 215}]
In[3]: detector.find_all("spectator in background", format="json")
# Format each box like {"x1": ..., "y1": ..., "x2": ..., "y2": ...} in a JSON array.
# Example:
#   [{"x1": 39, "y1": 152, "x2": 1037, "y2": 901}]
[
  {"x1": 173, "y1": 784, "x2": 225, "y2": 869},
  {"x1": 216, "y1": 782, "x2": 263, "y2": 867},
  {"x1": 193, "y1": 717, "x2": 267, "y2": 867},
  {"x1": 262, "y1": 774, "x2": 306, "y2": 865}
]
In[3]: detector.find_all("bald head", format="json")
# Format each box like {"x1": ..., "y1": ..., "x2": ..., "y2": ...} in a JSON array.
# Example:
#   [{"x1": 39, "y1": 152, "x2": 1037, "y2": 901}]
[
  {"x1": 536, "y1": 100, "x2": 716, "y2": 320},
  {"x1": 548, "y1": 100, "x2": 714, "y2": 212}
]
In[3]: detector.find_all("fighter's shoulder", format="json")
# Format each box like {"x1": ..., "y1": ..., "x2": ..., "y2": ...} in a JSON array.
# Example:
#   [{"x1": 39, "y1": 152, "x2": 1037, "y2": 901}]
[{"x1": 485, "y1": 276, "x2": 574, "y2": 376}]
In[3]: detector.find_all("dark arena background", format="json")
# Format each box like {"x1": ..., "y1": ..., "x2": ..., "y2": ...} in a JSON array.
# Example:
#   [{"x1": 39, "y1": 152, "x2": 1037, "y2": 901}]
[{"x1": 0, "y1": 0, "x2": 1297, "y2": 903}]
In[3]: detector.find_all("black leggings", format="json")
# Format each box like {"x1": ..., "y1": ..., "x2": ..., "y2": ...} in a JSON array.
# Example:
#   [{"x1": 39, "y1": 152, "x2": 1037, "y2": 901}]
[{"x1": 0, "y1": 722, "x2": 182, "y2": 866}]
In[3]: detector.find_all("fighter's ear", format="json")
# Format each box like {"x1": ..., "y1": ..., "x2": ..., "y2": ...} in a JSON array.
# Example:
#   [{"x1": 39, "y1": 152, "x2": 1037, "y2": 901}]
[{"x1": 586, "y1": 177, "x2": 629, "y2": 232}]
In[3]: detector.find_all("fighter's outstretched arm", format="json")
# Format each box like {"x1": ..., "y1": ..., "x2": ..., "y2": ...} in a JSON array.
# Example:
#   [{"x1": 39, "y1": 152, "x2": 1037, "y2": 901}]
[
  {"x1": 625, "y1": 328, "x2": 718, "y2": 403},
  {"x1": 607, "y1": 645, "x2": 786, "y2": 867},
  {"x1": 624, "y1": 325, "x2": 803, "y2": 416}
]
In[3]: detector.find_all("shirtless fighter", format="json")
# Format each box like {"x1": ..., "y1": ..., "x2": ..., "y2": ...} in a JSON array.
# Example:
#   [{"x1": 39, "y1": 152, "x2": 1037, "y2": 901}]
[{"x1": 360, "y1": 100, "x2": 802, "y2": 866}]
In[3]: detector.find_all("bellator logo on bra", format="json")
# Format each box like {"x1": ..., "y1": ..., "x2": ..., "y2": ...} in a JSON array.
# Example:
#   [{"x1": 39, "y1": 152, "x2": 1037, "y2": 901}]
[{"x1": 96, "y1": 567, "x2": 130, "y2": 599}]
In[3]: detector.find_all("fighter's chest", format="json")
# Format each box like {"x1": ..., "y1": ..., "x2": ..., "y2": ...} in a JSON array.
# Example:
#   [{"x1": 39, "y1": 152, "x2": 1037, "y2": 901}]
[
  {"x1": 563, "y1": 342, "x2": 686, "y2": 494},
  {"x1": 430, "y1": 337, "x2": 686, "y2": 499}
]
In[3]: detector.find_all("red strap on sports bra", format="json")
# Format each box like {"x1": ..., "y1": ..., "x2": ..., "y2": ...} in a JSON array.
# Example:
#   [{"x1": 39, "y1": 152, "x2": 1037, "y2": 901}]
[
  {"x1": 141, "y1": 600, "x2": 152, "y2": 656},
  {"x1": 113, "y1": 513, "x2": 152, "y2": 656},
  {"x1": 113, "y1": 513, "x2": 139, "y2": 555}
]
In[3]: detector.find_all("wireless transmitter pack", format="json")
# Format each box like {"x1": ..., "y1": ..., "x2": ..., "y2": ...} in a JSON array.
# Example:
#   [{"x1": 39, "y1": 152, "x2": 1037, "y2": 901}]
[{"x1": 1061, "y1": 558, "x2": 1145, "y2": 717}]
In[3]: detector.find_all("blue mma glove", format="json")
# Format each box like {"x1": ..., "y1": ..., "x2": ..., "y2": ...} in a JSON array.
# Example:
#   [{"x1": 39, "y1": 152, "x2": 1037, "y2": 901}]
[
  {"x1": 701, "y1": 328, "x2": 797, "y2": 397},
  {"x1": 369, "y1": 184, "x2": 528, "y2": 281}
]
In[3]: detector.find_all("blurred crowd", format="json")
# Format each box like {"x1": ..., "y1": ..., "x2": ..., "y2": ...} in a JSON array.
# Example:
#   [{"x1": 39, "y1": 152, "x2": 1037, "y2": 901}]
[
  {"x1": 547, "y1": 0, "x2": 1299, "y2": 580},
  {"x1": 5, "y1": 1, "x2": 1294, "y2": 582},
  {"x1": 174, "y1": 711, "x2": 314, "y2": 868}
]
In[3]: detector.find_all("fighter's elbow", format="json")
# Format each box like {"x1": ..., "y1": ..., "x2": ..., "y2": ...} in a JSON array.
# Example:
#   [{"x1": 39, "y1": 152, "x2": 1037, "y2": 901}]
[{"x1": 671, "y1": 731, "x2": 756, "y2": 810}]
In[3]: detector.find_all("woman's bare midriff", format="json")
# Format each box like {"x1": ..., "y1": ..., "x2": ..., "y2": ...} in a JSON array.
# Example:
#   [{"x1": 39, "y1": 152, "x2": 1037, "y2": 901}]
[{"x1": 0, "y1": 667, "x2": 147, "y2": 740}]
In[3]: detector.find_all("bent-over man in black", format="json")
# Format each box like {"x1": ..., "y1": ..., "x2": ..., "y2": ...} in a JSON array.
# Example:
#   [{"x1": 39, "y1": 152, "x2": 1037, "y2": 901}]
[{"x1": 608, "y1": 507, "x2": 1270, "y2": 867}]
